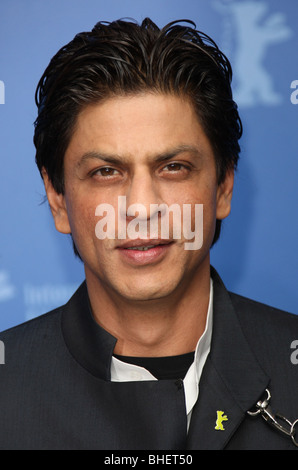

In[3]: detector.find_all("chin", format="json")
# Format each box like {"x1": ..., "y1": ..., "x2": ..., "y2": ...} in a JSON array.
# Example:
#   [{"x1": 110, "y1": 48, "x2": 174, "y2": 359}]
[{"x1": 115, "y1": 280, "x2": 177, "y2": 303}]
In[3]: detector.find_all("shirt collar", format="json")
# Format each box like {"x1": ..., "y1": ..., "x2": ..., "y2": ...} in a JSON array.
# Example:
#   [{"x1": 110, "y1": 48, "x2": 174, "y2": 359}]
[{"x1": 183, "y1": 278, "x2": 213, "y2": 417}]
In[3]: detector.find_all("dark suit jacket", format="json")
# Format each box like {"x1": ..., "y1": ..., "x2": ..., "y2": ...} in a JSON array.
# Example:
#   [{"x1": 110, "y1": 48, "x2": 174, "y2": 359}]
[{"x1": 0, "y1": 267, "x2": 297, "y2": 450}]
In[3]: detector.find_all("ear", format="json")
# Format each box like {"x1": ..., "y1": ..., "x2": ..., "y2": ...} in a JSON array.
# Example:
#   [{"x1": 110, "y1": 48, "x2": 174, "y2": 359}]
[
  {"x1": 216, "y1": 169, "x2": 234, "y2": 220},
  {"x1": 42, "y1": 168, "x2": 71, "y2": 234}
]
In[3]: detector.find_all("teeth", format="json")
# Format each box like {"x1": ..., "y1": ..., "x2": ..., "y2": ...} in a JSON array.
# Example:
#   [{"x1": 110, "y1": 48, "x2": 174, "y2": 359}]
[{"x1": 126, "y1": 245, "x2": 156, "y2": 251}]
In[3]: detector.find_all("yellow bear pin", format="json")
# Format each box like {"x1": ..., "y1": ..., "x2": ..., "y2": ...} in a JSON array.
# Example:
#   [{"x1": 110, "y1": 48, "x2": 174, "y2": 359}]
[{"x1": 215, "y1": 411, "x2": 228, "y2": 431}]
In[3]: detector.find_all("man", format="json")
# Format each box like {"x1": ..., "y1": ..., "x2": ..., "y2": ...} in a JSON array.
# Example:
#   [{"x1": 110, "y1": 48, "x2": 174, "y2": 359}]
[{"x1": 0, "y1": 18, "x2": 297, "y2": 450}]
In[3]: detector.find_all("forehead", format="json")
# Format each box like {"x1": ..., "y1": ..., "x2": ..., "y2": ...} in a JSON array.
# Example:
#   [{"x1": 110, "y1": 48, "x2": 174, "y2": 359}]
[{"x1": 65, "y1": 92, "x2": 214, "y2": 164}]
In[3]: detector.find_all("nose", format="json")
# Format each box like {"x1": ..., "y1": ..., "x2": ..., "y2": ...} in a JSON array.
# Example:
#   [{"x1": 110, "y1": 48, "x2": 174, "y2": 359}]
[{"x1": 123, "y1": 169, "x2": 164, "y2": 222}]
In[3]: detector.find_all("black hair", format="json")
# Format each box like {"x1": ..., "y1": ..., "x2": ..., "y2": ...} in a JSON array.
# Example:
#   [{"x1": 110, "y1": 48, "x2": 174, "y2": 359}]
[{"x1": 34, "y1": 17, "x2": 242, "y2": 250}]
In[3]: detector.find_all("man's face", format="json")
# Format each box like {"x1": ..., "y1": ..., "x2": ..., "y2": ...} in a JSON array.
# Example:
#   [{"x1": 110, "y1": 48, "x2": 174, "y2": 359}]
[{"x1": 45, "y1": 93, "x2": 233, "y2": 301}]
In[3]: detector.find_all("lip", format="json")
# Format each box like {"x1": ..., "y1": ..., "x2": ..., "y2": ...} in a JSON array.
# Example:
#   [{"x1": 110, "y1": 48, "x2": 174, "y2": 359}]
[
  {"x1": 117, "y1": 238, "x2": 172, "y2": 249},
  {"x1": 117, "y1": 239, "x2": 174, "y2": 265}
]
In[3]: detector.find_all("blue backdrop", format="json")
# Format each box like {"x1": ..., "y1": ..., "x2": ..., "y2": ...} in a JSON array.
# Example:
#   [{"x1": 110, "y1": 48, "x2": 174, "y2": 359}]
[{"x1": 0, "y1": 0, "x2": 297, "y2": 331}]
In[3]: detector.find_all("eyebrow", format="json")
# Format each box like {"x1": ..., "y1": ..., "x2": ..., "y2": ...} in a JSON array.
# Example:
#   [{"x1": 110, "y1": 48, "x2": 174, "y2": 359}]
[
  {"x1": 76, "y1": 151, "x2": 129, "y2": 168},
  {"x1": 76, "y1": 144, "x2": 202, "y2": 168},
  {"x1": 154, "y1": 144, "x2": 202, "y2": 163}
]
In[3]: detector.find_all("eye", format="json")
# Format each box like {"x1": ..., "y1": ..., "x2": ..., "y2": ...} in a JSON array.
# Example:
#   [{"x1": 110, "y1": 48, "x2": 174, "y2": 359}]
[
  {"x1": 163, "y1": 163, "x2": 184, "y2": 172},
  {"x1": 92, "y1": 167, "x2": 120, "y2": 177},
  {"x1": 161, "y1": 162, "x2": 191, "y2": 175}
]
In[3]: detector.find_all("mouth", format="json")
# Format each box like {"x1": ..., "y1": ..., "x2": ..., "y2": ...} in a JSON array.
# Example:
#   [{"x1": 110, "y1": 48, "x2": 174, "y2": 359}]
[
  {"x1": 126, "y1": 245, "x2": 161, "y2": 251},
  {"x1": 116, "y1": 239, "x2": 174, "y2": 265}
]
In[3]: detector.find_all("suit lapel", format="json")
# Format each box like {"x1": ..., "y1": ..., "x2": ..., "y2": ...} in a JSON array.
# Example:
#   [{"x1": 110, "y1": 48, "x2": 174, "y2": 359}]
[
  {"x1": 187, "y1": 359, "x2": 247, "y2": 449},
  {"x1": 187, "y1": 268, "x2": 270, "y2": 449}
]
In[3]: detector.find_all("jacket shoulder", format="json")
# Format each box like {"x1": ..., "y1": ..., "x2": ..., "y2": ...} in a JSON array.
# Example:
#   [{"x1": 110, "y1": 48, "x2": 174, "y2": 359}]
[
  {"x1": 229, "y1": 291, "x2": 298, "y2": 330},
  {"x1": 0, "y1": 306, "x2": 62, "y2": 338},
  {"x1": 228, "y1": 291, "x2": 298, "y2": 383},
  {"x1": 0, "y1": 306, "x2": 63, "y2": 368}
]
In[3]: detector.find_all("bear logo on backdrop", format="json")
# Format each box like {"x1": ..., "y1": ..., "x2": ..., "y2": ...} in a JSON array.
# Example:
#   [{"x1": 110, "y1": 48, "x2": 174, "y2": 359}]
[{"x1": 213, "y1": 0, "x2": 293, "y2": 107}]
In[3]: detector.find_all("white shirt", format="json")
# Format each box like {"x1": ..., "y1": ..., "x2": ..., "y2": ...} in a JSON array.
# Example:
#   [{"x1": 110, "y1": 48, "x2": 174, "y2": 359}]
[{"x1": 110, "y1": 279, "x2": 213, "y2": 430}]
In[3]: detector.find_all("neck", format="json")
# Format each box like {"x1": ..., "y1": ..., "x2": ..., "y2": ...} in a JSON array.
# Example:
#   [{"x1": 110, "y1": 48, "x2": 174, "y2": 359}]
[{"x1": 85, "y1": 260, "x2": 211, "y2": 357}]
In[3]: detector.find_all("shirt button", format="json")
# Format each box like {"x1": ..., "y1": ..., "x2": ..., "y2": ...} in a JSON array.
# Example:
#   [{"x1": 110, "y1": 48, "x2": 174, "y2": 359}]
[{"x1": 175, "y1": 379, "x2": 184, "y2": 390}]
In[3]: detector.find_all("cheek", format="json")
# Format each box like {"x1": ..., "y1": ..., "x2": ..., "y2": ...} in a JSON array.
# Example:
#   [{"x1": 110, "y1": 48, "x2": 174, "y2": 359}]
[
  {"x1": 183, "y1": 184, "x2": 218, "y2": 245},
  {"x1": 65, "y1": 193, "x2": 99, "y2": 246},
  {"x1": 172, "y1": 182, "x2": 217, "y2": 216}
]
